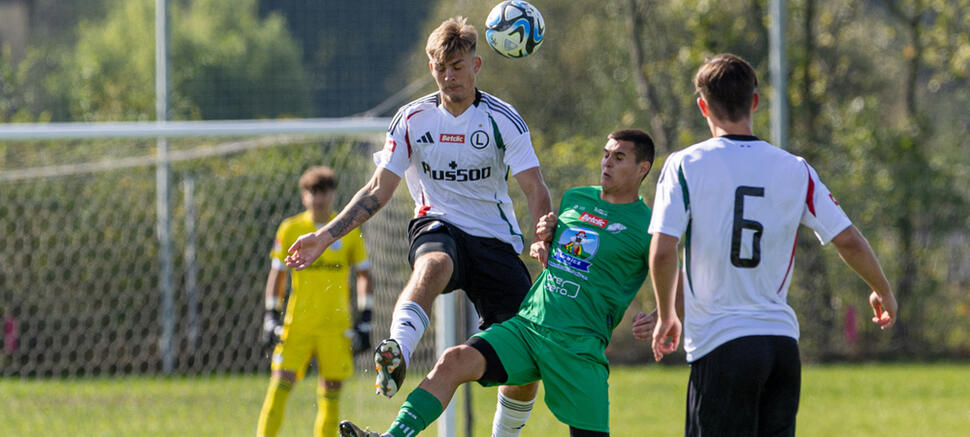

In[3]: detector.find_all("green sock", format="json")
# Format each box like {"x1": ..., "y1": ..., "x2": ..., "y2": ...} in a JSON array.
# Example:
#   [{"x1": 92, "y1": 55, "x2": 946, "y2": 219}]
[{"x1": 386, "y1": 388, "x2": 443, "y2": 437}]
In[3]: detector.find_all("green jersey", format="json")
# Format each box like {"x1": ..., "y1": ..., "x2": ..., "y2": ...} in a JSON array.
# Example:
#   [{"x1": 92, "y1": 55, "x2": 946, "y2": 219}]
[{"x1": 518, "y1": 186, "x2": 653, "y2": 342}]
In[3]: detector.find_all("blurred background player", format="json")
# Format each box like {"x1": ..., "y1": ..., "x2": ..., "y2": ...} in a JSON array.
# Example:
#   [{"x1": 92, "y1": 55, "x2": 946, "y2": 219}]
[
  {"x1": 337, "y1": 129, "x2": 657, "y2": 437},
  {"x1": 258, "y1": 166, "x2": 374, "y2": 437},
  {"x1": 647, "y1": 53, "x2": 898, "y2": 436},
  {"x1": 285, "y1": 16, "x2": 552, "y2": 437}
]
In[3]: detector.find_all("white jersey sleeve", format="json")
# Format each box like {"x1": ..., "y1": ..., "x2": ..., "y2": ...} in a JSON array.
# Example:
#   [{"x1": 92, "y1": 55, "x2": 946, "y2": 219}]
[
  {"x1": 501, "y1": 124, "x2": 540, "y2": 176},
  {"x1": 648, "y1": 152, "x2": 689, "y2": 238},
  {"x1": 799, "y1": 160, "x2": 852, "y2": 244},
  {"x1": 372, "y1": 105, "x2": 414, "y2": 177}
]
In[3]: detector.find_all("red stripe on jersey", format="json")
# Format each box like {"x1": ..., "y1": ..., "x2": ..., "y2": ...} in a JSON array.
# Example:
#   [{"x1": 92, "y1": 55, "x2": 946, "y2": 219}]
[
  {"x1": 418, "y1": 190, "x2": 431, "y2": 216},
  {"x1": 404, "y1": 109, "x2": 425, "y2": 158},
  {"x1": 777, "y1": 233, "x2": 799, "y2": 294},
  {"x1": 804, "y1": 163, "x2": 816, "y2": 216}
]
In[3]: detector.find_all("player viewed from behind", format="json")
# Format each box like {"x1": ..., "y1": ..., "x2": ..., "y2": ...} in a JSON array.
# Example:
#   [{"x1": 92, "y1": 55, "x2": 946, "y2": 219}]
[
  {"x1": 258, "y1": 166, "x2": 374, "y2": 437},
  {"x1": 337, "y1": 129, "x2": 659, "y2": 437},
  {"x1": 285, "y1": 16, "x2": 552, "y2": 437},
  {"x1": 645, "y1": 53, "x2": 898, "y2": 436}
]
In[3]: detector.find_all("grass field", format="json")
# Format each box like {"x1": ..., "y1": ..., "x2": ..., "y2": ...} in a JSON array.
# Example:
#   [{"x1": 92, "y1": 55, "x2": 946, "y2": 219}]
[{"x1": 2, "y1": 363, "x2": 968, "y2": 436}]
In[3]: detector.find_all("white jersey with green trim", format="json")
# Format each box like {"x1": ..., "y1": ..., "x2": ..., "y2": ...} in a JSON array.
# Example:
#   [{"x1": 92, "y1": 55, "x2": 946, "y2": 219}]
[
  {"x1": 374, "y1": 90, "x2": 539, "y2": 252},
  {"x1": 649, "y1": 135, "x2": 851, "y2": 362}
]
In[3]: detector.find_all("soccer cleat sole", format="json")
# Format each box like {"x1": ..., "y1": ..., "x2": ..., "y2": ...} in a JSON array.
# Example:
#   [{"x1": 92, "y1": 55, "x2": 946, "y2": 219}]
[
  {"x1": 374, "y1": 339, "x2": 405, "y2": 398},
  {"x1": 339, "y1": 420, "x2": 381, "y2": 437}
]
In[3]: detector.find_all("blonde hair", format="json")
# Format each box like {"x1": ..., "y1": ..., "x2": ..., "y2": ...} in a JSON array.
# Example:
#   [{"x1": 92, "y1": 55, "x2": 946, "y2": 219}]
[{"x1": 426, "y1": 16, "x2": 477, "y2": 62}]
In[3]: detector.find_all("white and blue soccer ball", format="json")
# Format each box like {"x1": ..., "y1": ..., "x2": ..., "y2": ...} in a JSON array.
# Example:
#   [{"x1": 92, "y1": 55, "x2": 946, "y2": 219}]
[{"x1": 485, "y1": 1, "x2": 545, "y2": 59}]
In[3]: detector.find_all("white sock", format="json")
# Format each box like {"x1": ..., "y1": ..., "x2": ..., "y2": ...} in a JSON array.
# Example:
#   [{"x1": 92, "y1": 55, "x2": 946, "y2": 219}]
[
  {"x1": 388, "y1": 301, "x2": 429, "y2": 367},
  {"x1": 491, "y1": 392, "x2": 535, "y2": 437}
]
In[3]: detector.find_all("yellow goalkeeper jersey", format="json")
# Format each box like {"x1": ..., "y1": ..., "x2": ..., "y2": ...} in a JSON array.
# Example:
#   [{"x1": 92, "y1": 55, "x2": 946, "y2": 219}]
[{"x1": 271, "y1": 211, "x2": 369, "y2": 330}]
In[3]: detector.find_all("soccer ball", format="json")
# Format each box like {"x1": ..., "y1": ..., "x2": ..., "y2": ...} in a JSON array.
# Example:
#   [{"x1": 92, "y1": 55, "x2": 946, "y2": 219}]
[{"x1": 485, "y1": 1, "x2": 545, "y2": 59}]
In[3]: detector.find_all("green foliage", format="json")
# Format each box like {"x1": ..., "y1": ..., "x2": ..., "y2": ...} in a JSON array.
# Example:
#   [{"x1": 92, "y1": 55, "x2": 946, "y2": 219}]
[{"x1": 65, "y1": 0, "x2": 310, "y2": 121}]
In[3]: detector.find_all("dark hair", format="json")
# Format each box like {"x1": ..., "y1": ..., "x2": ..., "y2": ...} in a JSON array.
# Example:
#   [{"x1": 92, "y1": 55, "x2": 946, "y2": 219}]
[
  {"x1": 693, "y1": 53, "x2": 758, "y2": 122},
  {"x1": 608, "y1": 129, "x2": 655, "y2": 165},
  {"x1": 298, "y1": 166, "x2": 337, "y2": 193}
]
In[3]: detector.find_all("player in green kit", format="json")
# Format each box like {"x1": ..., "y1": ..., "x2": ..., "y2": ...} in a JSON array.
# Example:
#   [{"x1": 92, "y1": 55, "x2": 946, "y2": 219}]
[{"x1": 338, "y1": 129, "x2": 657, "y2": 437}]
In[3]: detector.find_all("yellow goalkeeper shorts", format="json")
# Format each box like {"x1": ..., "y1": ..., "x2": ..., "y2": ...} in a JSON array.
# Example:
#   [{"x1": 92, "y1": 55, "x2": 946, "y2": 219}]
[{"x1": 271, "y1": 324, "x2": 354, "y2": 381}]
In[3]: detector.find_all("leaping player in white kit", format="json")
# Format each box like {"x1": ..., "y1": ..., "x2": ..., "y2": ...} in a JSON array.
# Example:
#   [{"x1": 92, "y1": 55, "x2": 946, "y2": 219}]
[{"x1": 285, "y1": 16, "x2": 551, "y2": 437}]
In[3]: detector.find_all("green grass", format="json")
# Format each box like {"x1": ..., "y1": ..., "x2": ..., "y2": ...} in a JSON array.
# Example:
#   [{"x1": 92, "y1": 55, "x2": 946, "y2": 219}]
[{"x1": 2, "y1": 363, "x2": 968, "y2": 436}]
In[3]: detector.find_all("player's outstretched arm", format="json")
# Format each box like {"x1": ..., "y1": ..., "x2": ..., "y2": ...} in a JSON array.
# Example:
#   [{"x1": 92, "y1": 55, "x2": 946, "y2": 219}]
[
  {"x1": 650, "y1": 233, "x2": 682, "y2": 361},
  {"x1": 831, "y1": 225, "x2": 898, "y2": 329},
  {"x1": 286, "y1": 168, "x2": 401, "y2": 270},
  {"x1": 514, "y1": 167, "x2": 553, "y2": 246}
]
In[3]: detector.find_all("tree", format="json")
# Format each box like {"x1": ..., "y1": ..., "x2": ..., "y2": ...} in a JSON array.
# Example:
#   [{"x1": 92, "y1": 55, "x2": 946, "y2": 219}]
[{"x1": 67, "y1": 0, "x2": 310, "y2": 121}]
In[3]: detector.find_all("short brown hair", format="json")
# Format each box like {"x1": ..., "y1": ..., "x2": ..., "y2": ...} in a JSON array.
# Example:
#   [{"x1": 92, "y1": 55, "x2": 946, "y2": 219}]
[
  {"x1": 426, "y1": 16, "x2": 477, "y2": 63},
  {"x1": 298, "y1": 166, "x2": 336, "y2": 193},
  {"x1": 693, "y1": 53, "x2": 759, "y2": 122},
  {"x1": 608, "y1": 129, "x2": 655, "y2": 165}
]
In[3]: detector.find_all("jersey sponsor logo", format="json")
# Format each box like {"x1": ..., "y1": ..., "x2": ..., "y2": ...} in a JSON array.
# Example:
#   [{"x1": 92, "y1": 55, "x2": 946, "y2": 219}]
[
  {"x1": 594, "y1": 207, "x2": 609, "y2": 216},
  {"x1": 420, "y1": 161, "x2": 492, "y2": 182},
  {"x1": 544, "y1": 275, "x2": 581, "y2": 299},
  {"x1": 578, "y1": 212, "x2": 608, "y2": 228},
  {"x1": 552, "y1": 227, "x2": 600, "y2": 272},
  {"x1": 440, "y1": 133, "x2": 465, "y2": 143},
  {"x1": 470, "y1": 130, "x2": 489, "y2": 149},
  {"x1": 606, "y1": 222, "x2": 627, "y2": 233},
  {"x1": 415, "y1": 132, "x2": 435, "y2": 144},
  {"x1": 304, "y1": 261, "x2": 344, "y2": 271}
]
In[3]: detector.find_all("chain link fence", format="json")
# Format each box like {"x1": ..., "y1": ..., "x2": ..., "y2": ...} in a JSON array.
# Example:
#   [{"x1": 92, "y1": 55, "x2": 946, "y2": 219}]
[{"x1": 0, "y1": 135, "x2": 444, "y2": 377}]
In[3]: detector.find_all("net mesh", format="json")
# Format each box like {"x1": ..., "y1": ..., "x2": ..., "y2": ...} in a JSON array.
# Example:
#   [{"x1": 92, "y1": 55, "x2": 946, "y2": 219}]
[{"x1": 0, "y1": 135, "x2": 441, "y2": 377}]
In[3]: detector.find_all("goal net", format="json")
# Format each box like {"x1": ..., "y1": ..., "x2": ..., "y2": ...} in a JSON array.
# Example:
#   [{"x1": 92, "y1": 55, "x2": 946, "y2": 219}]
[{"x1": 0, "y1": 124, "x2": 449, "y2": 377}]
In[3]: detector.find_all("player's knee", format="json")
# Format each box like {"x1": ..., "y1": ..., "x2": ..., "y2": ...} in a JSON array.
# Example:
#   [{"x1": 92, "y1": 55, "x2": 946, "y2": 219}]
[
  {"x1": 273, "y1": 369, "x2": 297, "y2": 383},
  {"x1": 320, "y1": 379, "x2": 342, "y2": 391},
  {"x1": 434, "y1": 345, "x2": 484, "y2": 381},
  {"x1": 414, "y1": 251, "x2": 454, "y2": 277}
]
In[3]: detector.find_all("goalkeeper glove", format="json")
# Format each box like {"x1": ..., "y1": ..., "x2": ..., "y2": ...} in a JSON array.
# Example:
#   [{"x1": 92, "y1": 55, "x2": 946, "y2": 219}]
[
  {"x1": 351, "y1": 309, "x2": 372, "y2": 356},
  {"x1": 262, "y1": 309, "x2": 282, "y2": 350}
]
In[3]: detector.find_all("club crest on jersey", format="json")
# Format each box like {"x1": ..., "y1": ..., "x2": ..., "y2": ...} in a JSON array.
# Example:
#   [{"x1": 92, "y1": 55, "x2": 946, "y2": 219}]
[
  {"x1": 552, "y1": 227, "x2": 600, "y2": 272},
  {"x1": 578, "y1": 212, "x2": 608, "y2": 228},
  {"x1": 470, "y1": 130, "x2": 489, "y2": 149},
  {"x1": 440, "y1": 133, "x2": 465, "y2": 143}
]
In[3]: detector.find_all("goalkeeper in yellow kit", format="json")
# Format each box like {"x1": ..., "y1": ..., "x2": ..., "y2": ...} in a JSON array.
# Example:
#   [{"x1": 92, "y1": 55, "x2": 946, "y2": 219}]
[{"x1": 258, "y1": 166, "x2": 374, "y2": 437}]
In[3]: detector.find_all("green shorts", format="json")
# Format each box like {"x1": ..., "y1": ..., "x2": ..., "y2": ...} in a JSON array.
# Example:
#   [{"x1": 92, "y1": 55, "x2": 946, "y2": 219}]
[{"x1": 471, "y1": 316, "x2": 611, "y2": 433}]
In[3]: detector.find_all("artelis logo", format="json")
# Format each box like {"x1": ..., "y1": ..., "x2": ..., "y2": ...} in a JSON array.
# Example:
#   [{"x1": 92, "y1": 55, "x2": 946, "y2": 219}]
[
  {"x1": 578, "y1": 212, "x2": 608, "y2": 228},
  {"x1": 440, "y1": 134, "x2": 465, "y2": 143}
]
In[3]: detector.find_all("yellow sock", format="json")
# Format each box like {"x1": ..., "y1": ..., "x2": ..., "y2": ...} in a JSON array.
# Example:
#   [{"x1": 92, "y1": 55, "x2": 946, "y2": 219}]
[
  {"x1": 314, "y1": 385, "x2": 340, "y2": 437},
  {"x1": 257, "y1": 377, "x2": 293, "y2": 437}
]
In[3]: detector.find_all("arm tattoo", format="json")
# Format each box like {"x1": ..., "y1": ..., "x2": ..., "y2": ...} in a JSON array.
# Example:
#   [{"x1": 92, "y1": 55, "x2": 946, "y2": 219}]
[{"x1": 328, "y1": 193, "x2": 382, "y2": 239}]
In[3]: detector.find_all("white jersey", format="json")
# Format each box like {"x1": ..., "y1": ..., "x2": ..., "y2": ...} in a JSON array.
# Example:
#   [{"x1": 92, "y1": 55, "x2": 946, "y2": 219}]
[
  {"x1": 649, "y1": 135, "x2": 852, "y2": 362},
  {"x1": 374, "y1": 90, "x2": 539, "y2": 253}
]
